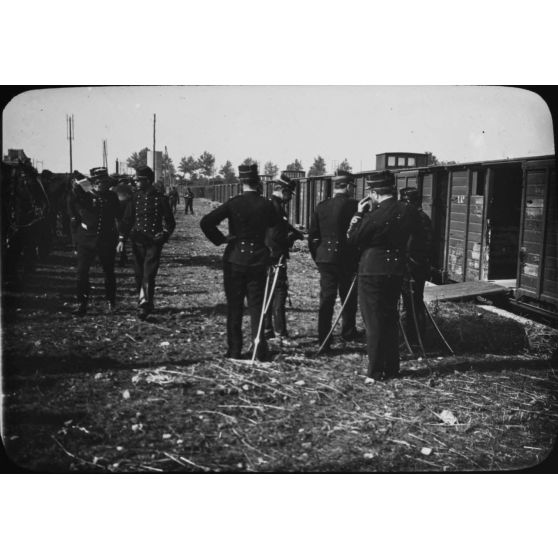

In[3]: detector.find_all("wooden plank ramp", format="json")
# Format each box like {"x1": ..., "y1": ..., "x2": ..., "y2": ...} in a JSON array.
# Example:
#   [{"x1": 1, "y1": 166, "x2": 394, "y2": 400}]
[{"x1": 424, "y1": 280, "x2": 511, "y2": 303}]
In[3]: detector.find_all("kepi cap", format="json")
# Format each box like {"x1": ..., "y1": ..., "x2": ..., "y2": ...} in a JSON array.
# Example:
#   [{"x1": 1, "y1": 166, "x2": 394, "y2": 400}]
[
  {"x1": 399, "y1": 187, "x2": 421, "y2": 204},
  {"x1": 89, "y1": 167, "x2": 109, "y2": 182},
  {"x1": 238, "y1": 164, "x2": 261, "y2": 186},
  {"x1": 366, "y1": 170, "x2": 395, "y2": 195},
  {"x1": 275, "y1": 173, "x2": 296, "y2": 193},
  {"x1": 136, "y1": 165, "x2": 155, "y2": 183},
  {"x1": 331, "y1": 169, "x2": 354, "y2": 188}
]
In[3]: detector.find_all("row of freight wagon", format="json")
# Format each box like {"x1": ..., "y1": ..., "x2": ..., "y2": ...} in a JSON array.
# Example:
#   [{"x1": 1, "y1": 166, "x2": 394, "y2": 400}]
[{"x1": 192, "y1": 155, "x2": 557, "y2": 317}]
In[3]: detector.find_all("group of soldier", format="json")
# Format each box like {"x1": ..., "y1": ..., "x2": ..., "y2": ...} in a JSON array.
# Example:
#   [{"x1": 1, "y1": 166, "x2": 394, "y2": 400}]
[
  {"x1": 67, "y1": 165, "x2": 176, "y2": 320},
  {"x1": 45, "y1": 160, "x2": 431, "y2": 380},
  {"x1": 201, "y1": 164, "x2": 433, "y2": 380}
]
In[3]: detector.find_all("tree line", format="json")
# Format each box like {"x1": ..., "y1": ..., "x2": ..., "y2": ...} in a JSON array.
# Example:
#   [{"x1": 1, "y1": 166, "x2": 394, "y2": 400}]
[{"x1": 127, "y1": 149, "x2": 451, "y2": 185}]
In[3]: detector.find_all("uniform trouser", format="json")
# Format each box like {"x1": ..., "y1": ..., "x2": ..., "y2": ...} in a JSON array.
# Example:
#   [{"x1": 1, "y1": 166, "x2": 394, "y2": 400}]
[
  {"x1": 185, "y1": 199, "x2": 194, "y2": 214},
  {"x1": 224, "y1": 263, "x2": 269, "y2": 359},
  {"x1": 359, "y1": 274, "x2": 403, "y2": 378},
  {"x1": 131, "y1": 241, "x2": 162, "y2": 308},
  {"x1": 401, "y1": 273, "x2": 427, "y2": 345},
  {"x1": 5, "y1": 226, "x2": 39, "y2": 283},
  {"x1": 264, "y1": 262, "x2": 288, "y2": 337},
  {"x1": 317, "y1": 263, "x2": 357, "y2": 345},
  {"x1": 76, "y1": 237, "x2": 117, "y2": 305}
]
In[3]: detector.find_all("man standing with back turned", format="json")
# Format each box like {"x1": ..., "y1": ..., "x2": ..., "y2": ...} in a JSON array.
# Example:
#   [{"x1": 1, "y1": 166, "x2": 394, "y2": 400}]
[
  {"x1": 399, "y1": 187, "x2": 434, "y2": 348},
  {"x1": 347, "y1": 170, "x2": 420, "y2": 380},
  {"x1": 264, "y1": 175, "x2": 304, "y2": 343},
  {"x1": 200, "y1": 164, "x2": 278, "y2": 360},
  {"x1": 308, "y1": 171, "x2": 360, "y2": 352}
]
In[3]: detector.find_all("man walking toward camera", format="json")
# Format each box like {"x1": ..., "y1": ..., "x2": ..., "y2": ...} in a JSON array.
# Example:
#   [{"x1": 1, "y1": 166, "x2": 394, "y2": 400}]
[
  {"x1": 118, "y1": 165, "x2": 175, "y2": 320},
  {"x1": 67, "y1": 167, "x2": 122, "y2": 316}
]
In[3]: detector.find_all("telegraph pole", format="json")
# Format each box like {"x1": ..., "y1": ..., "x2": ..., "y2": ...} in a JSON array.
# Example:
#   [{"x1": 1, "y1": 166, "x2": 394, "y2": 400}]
[
  {"x1": 102, "y1": 139, "x2": 108, "y2": 168},
  {"x1": 164, "y1": 145, "x2": 169, "y2": 189},
  {"x1": 153, "y1": 114, "x2": 156, "y2": 176},
  {"x1": 66, "y1": 114, "x2": 74, "y2": 173}
]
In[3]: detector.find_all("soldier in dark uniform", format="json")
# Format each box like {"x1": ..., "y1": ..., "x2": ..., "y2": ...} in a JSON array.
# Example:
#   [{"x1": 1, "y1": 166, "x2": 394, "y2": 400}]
[
  {"x1": 184, "y1": 187, "x2": 195, "y2": 214},
  {"x1": 200, "y1": 164, "x2": 279, "y2": 360},
  {"x1": 308, "y1": 171, "x2": 360, "y2": 351},
  {"x1": 117, "y1": 166, "x2": 176, "y2": 320},
  {"x1": 115, "y1": 180, "x2": 133, "y2": 266},
  {"x1": 346, "y1": 171, "x2": 421, "y2": 380},
  {"x1": 263, "y1": 175, "x2": 304, "y2": 343},
  {"x1": 399, "y1": 188, "x2": 434, "y2": 347},
  {"x1": 169, "y1": 186, "x2": 179, "y2": 213},
  {"x1": 67, "y1": 167, "x2": 122, "y2": 316}
]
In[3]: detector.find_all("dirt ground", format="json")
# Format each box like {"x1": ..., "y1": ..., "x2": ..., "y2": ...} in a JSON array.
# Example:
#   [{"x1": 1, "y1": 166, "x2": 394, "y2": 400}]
[{"x1": 2, "y1": 198, "x2": 558, "y2": 472}]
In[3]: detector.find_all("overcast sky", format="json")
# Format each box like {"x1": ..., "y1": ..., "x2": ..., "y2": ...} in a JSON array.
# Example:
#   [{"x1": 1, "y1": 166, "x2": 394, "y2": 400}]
[{"x1": 2, "y1": 86, "x2": 554, "y2": 175}]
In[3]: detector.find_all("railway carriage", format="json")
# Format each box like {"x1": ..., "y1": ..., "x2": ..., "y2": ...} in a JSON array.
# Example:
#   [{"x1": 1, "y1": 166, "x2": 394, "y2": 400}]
[
  {"x1": 515, "y1": 157, "x2": 557, "y2": 317},
  {"x1": 194, "y1": 153, "x2": 557, "y2": 318}
]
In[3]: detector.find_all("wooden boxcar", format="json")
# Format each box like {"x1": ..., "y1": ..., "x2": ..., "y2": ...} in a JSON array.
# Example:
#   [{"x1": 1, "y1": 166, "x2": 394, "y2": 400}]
[
  {"x1": 197, "y1": 155, "x2": 557, "y2": 317},
  {"x1": 515, "y1": 157, "x2": 557, "y2": 314}
]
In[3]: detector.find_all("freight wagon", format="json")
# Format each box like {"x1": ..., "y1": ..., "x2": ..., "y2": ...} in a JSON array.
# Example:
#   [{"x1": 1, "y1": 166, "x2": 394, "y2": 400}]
[{"x1": 197, "y1": 154, "x2": 557, "y2": 317}]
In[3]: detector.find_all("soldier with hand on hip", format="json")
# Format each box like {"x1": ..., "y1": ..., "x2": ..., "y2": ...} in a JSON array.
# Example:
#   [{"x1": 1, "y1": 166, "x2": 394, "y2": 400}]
[
  {"x1": 117, "y1": 165, "x2": 175, "y2": 320},
  {"x1": 67, "y1": 167, "x2": 122, "y2": 316},
  {"x1": 200, "y1": 164, "x2": 279, "y2": 361},
  {"x1": 347, "y1": 170, "x2": 421, "y2": 380},
  {"x1": 308, "y1": 171, "x2": 360, "y2": 352}
]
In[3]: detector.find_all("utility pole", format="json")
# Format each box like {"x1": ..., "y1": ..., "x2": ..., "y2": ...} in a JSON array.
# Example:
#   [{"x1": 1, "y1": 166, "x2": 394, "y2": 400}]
[
  {"x1": 153, "y1": 114, "x2": 156, "y2": 176},
  {"x1": 102, "y1": 139, "x2": 108, "y2": 169},
  {"x1": 66, "y1": 114, "x2": 74, "y2": 173},
  {"x1": 164, "y1": 145, "x2": 169, "y2": 189},
  {"x1": 115, "y1": 158, "x2": 119, "y2": 174}
]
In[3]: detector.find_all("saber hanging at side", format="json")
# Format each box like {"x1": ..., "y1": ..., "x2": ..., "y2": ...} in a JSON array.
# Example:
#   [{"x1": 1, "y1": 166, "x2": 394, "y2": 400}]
[
  {"x1": 408, "y1": 277, "x2": 427, "y2": 358},
  {"x1": 262, "y1": 255, "x2": 285, "y2": 316},
  {"x1": 398, "y1": 296, "x2": 415, "y2": 357},
  {"x1": 316, "y1": 274, "x2": 358, "y2": 356},
  {"x1": 423, "y1": 301, "x2": 454, "y2": 355},
  {"x1": 250, "y1": 256, "x2": 284, "y2": 364}
]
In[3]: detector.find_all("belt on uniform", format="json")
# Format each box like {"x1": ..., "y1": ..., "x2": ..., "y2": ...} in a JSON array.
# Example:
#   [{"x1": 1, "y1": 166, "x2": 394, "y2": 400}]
[
  {"x1": 238, "y1": 239, "x2": 264, "y2": 254},
  {"x1": 323, "y1": 238, "x2": 340, "y2": 252}
]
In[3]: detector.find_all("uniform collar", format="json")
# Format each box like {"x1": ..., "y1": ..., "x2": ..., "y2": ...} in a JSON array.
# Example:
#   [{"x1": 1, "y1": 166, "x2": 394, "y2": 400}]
[{"x1": 378, "y1": 196, "x2": 395, "y2": 207}]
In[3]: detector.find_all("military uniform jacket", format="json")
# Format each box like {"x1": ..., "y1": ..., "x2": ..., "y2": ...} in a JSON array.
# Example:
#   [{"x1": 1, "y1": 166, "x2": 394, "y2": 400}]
[
  {"x1": 408, "y1": 209, "x2": 434, "y2": 274},
  {"x1": 200, "y1": 191, "x2": 279, "y2": 268},
  {"x1": 265, "y1": 196, "x2": 302, "y2": 261},
  {"x1": 67, "y1": 186, "x2": 121, "y2": 243},
  {"x1": 308, "y1": 193, "x2": 359, "y2": 268},
  {"x1": 346, "y1": 197, "x2": 421, "y2": 276},
  {"x1": 119, "y1": 189, "x2": 176, "y2": 243}
]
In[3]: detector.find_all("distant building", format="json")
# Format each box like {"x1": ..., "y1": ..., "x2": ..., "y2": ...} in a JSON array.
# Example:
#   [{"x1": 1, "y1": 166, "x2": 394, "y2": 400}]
[
  {"x1": 3, "y1": 149, "x2": 31, "y2": 164},
  {"x1": 376, "y1": 152, "x2": 428, "y2": 170},
  {"x1": 281, "y1": 169, "x2": 305, "y2": 179}
]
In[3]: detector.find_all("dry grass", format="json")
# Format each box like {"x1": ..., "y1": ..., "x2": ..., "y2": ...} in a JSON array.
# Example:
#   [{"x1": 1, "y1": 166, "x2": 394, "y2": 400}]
[{"x1": 3, "y1": 199, "x2": 557, "y2": 472}]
